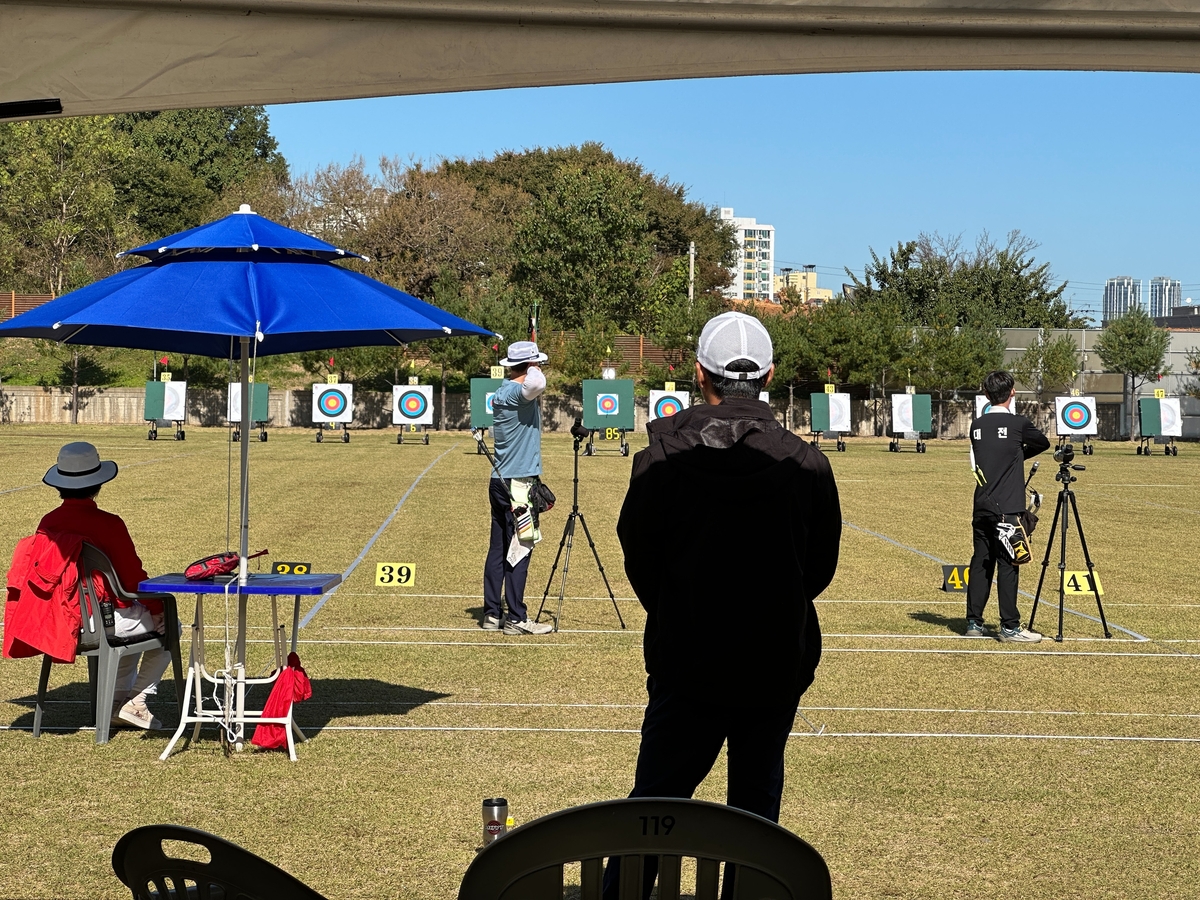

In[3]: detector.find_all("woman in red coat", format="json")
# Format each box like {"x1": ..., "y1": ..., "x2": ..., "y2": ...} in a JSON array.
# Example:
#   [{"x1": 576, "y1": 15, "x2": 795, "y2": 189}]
[{"x1": 38, "y1": 442, "x2": 170, "y2": 730}]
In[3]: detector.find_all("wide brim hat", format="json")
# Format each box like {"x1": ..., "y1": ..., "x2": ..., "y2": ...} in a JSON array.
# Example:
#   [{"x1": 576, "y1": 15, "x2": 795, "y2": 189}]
[
  {"x1": 43, "y1": 441, "x2": 118, "y2": 490},
  {"x1": 498, "y1": 340, "x2": 549, "y2": 367}
]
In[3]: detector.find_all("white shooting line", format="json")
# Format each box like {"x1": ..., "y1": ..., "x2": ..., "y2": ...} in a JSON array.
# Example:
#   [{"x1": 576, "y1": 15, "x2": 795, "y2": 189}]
[
  {"x1": 298, "y1": 443, "x2": 459, "y2": 629},
  {"x1": 842, "y1": 520, "x2": 1149, "y2": 641},
  {"x1": 8, "y1": 724, "x2": 1200, "y2": 743}
]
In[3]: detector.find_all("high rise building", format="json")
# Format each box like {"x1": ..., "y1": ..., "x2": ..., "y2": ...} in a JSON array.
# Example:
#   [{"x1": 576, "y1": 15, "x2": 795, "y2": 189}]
[
  {"x1": 1148, "y1": 276, "x2": 1182, "y2": 318},
  {"x1": 1102, "y1": 276, "x2": 1141, "y2": 325},
  {"x1": 719, "y1": 208, "x2": 775, "y2": 302},
  {"x1": 772, "y1": 267, "x2": 833, "y2": 306}
]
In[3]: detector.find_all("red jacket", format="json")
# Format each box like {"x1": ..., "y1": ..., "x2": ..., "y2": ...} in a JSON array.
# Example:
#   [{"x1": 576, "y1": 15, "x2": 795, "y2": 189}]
[
  {"x1": 4, "y1": 532, "x2": 84, "y2": 663},
  {"x1": 37, "y1": 499, "x2": 153, "y2": 613}
]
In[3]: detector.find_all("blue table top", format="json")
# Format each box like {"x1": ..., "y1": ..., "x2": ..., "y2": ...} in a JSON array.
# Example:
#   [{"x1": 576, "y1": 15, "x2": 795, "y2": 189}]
[{"x1": 139, "y1": 573, "x2": 341, "y2": 595}]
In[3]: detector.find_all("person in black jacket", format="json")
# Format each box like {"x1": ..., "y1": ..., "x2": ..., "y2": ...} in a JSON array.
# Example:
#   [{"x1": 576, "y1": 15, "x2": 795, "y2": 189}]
[
  {"x1": 967, "y1": 370, "x2": 1050, "y2": 642},
  {"x1": 603, "y1": 312, "x2": 841, "y2": 900}
]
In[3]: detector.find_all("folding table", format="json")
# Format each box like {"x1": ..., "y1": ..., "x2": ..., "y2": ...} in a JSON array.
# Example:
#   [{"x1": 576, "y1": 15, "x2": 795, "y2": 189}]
[{"x1": 139, "y1": 573, "x2": 340, "y2": 761}]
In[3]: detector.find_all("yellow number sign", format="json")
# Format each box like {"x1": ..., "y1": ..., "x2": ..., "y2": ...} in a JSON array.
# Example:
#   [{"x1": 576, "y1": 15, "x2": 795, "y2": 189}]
[
  {"x1": 408, "y1": 376, "x2": 419, "y2": 385},
  {"x1": 490, "y1": 365, "x2": 505, "y2": 379},
  {"x1": 1155, "y1": 388, "x2": 1166, "y2": 399},
  {"x1": 376, "y1": 563, "x2": 416, "y2": 587},
  {"x1": 160, "y1": 372, "x2": 172, "y2": 382},
  {"x1": 664, "y1": 381, "x2": 676, "y2": 392},
  {"x1": 824, "y1": 383, "x2": 835, "y2": 394},
  {"x1": 941, "y1": 565, "x2": 970, "y2": 592},
  {"x1": 272, "y1": 562, "x2": 311, "y2": 575},
  {"x1": 326, "y1": 374, "x2": 338, "y2": 384},
  {"x1": 1063, "y1": 570, "x2": 1103, "y2": 596}
]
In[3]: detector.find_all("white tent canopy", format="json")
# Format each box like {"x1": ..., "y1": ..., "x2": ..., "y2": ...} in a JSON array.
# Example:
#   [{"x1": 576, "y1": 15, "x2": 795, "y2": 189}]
[{"x1": 5, "y1": 0, "x2": 1200, "y2": 120}]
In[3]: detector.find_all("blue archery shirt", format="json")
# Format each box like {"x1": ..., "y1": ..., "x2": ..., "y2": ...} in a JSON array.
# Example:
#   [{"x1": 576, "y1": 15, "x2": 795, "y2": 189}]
[{"x1": 492, "y1": 379, "x2": 542, "y2": 479}]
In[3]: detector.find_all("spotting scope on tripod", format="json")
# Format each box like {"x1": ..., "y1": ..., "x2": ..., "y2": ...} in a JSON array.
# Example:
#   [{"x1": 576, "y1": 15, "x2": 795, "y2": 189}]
[
  {"x1": 1027, "y1": 441, "x2": 1112, "y2": 643},
  {"x1": 534, "y1": 417, "x2": 626, "y2": 632}
]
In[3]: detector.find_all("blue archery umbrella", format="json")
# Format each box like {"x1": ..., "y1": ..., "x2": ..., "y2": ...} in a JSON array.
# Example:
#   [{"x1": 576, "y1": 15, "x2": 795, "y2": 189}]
[
  {"x1": 0, "y1": 204, "x2": 497, "y2": 581},
  {"x1": 0, "y1": 204, "x2": 491, "y2": 356}
]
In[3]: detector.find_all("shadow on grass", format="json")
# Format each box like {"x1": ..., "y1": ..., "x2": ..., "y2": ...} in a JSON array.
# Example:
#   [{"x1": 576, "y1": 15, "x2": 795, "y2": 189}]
[
  {"x1": 7, "y1": 678, "x2": 450, "y2": 736},
  {"x1": 909, "y1": 610, "x2": 972, "y2": 636}
]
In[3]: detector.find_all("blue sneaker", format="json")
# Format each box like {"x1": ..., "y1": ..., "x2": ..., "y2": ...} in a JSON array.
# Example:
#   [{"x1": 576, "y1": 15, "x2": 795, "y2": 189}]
[{"x1": 965, "y1": 619, "x2": 988, "y2": 637}]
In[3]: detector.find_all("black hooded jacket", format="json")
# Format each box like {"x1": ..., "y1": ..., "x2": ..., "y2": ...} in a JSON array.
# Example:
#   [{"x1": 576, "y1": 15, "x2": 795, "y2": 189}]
[{"x1": 617, "y1": 398, "x2": 841, "y2": 706}]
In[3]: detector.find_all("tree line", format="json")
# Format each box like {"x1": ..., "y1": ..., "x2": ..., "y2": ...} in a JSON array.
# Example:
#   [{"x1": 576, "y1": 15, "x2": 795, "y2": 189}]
[{"x1": 0, "y1": 109, "x2": 1181, "y2": 407}]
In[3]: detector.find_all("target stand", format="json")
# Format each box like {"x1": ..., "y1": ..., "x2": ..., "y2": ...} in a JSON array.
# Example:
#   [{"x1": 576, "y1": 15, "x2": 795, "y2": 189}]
[
  {"x1": 228, "y1": 382, "x2": 270, "y2": 442},
  {"x1": 808, "y1": 431, "x2": 847, "y2": 452},
  {"x1": 144, "y1": 380, "x2": 187, "y2": 441},
  {"x1": 1058, "y1": 434, "x2": 1094, "y2": 455},
  {"x1": 148, "y1": 419, "x2": 186, "y2": 441},
  {"x1": 888, "y1": 431, "x2": 928, "y2": 453},
  {"x1": 316, "y1": 422, "x2": 350, "y2": 444},
  {"x1": 1139, "y1": 435, "x2": 1179, "y2": 457},
  {"x1": 232, "y1": 421, "x2": 269, "y2": 443},
  {"x1": 396, "y1": 424, "x2": 429, "y2": 445},
  {"x1": 1137, "y1": 397, "x2": 1183, "y2": 456},
  {"x1": 584, "y1": 427, "x2": 629, "y2": 457}
]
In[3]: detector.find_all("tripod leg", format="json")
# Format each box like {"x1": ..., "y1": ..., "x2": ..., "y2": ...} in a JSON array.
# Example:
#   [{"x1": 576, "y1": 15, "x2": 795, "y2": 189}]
[
  {"x1": 535, "y1": 518, "x2": 572, "y2": 623},
  {"x1": 554, "y1": 514, "x2": 578, "y2": 632},
  {"x1": 1027, "y1": 492, "x2": 1064, "y2": 633},
  {"x1": 1055, "y1": 491, "x2": 1071, "y2": 643},
  {"x1": 576, "y1": 512, "x2": 626, "y2": 629},
  {"x1": 1067, "y1": 491, "x2": 1112, "y2": 638}
]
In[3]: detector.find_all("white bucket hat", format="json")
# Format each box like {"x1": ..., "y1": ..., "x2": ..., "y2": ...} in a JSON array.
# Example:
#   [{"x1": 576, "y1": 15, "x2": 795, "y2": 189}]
[{"x1": 498, "y1": 341, "x2": 548, "y2": 367}]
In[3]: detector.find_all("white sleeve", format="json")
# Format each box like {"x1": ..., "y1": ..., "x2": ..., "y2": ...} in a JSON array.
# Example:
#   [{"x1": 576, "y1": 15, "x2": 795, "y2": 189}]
[{"x1": 520, "y1": 366, "x2": 546, "y2": 401}]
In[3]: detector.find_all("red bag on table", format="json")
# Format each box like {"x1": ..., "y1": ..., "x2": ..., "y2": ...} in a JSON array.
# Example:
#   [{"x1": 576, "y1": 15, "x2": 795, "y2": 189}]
[{"x1": 184, "y1": 549, "x2": 267, "y2": 581}]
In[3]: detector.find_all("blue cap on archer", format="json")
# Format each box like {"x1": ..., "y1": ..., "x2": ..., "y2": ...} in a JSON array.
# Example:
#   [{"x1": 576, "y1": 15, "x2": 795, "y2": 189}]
[{"x1": 499, "y1": 341, "x2": 548, "y2": 367}]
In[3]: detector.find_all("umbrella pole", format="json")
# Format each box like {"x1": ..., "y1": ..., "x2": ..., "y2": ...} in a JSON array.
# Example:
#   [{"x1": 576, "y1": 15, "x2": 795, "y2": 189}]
[{"x1": 239, "y1": 337, "x2": 251, "y2": 586}]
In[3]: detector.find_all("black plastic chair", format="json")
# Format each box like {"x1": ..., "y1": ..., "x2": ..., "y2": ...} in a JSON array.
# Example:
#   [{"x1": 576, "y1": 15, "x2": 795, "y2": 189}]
[
  {"x1": 32, "y1": 543, "x2": 183, "y2": 744},
  {"x1": 113, "y1": 824, "x2": 328, "y2": 900},
  {"x1": 458, "y1": 797, "x2": 832, "y2": 900}
]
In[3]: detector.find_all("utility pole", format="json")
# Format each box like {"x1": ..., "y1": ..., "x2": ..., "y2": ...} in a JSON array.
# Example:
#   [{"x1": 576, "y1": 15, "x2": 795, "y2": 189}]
[{"x1": 688, "y1": 241, "x2": 695, "y2": 307}]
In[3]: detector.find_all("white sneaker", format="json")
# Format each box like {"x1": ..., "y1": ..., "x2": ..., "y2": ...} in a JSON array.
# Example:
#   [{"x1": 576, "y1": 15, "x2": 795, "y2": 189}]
[
  {"x1": 998, "y1": 624, "x2": 1043, "y2": 644},
  {"x1": 118, "y1": 697, "x2": 164, "y2": 730},
  {"x1": 503, "y1": 618, "x2": 554, "y2": 635},
  {"x1": 481, "y1": 615, "x2": 502, "y2": 631}
]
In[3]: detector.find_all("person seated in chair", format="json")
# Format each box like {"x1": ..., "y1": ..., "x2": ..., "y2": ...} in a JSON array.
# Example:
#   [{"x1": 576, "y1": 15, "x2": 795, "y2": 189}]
[{"x1": 37, "y1": 442, "x2": 170, "y2": 730}]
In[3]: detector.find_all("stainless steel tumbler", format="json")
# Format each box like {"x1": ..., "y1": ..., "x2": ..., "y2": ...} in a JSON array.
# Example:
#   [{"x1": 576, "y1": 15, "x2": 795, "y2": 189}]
[{"x1": 482, "y1": 798, "x2": 508, "y2": 845}]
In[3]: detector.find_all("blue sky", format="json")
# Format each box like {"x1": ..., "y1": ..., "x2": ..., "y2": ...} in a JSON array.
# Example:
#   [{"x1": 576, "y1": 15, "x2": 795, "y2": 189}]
[{"x1": 267, "y1": 71, "x2": 1200, "y2": 322}]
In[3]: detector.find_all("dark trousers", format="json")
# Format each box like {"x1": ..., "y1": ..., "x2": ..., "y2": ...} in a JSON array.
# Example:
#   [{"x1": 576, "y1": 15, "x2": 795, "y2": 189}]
[
  {"x1": 967, "y1": 515, "x2": 1020, "y2": 629},
  {"x1": 601, "y1": 678, "x2": 801, "y2": 900},
  {"x1": 483, "y1": 478, "x2": 529, "y2": 623}
]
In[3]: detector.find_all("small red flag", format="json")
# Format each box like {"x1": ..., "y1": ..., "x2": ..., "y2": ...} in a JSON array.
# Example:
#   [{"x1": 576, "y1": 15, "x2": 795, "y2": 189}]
[
  {"x1": 160, "y1": 356, "x2": 168, "y2": 365},
  {"x1": 492, "y1": 344, "x2": 498, "y2": 351},
  {"x1": 329, "y1": 357, "x2": 335, "y2": 367},
  {"x1": 668, "y1": 364, "x2": 674, "y2": 371}
]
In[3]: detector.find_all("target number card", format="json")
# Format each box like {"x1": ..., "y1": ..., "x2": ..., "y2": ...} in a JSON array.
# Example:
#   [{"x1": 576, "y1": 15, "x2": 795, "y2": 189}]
[
  {"x1": 313, "y1": 383, "x2": 354, "y2": 423},
  {"x1": 1062, "y1": 570, "x2": 1103, "y2": 596},
  {"x1": 392, "y1": 384, "x2": 434, "y2": 426},
  {"x1": 648, "y1": 390, "x2": 689, "y2": 422},
  {"x1": 272, "y1": 562, "x2": 311, "y2": 575},
  {"x1": 376, "y1": 563, "x2": 415, "y2": 587},
  {"x1": 1055, "y1": 397, "x2": 1098, "y2": 436},
  {"x1": 941, "y1": 565, "x2": 970, "y2": 592}
]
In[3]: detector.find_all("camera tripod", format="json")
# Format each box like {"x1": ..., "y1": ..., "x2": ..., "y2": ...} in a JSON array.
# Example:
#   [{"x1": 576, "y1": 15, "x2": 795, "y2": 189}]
[
  {"x1": 1026, "y1": 447, "x2": 1112, "y2": 643},
  {"x1": 534, "y1": 428, "x2": 626, "y2": 632}
]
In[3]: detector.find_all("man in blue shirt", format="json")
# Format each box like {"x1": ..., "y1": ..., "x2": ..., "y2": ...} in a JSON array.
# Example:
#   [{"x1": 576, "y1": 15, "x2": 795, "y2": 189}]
[{"x1": 482, "y1": 341, "x2": 554, "y2": 635}]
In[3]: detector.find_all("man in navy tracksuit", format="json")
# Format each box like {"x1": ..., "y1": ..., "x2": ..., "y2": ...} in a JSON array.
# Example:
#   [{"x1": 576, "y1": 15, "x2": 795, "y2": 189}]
[{"x1": 967, "y1": 370, "x2": 1050, "y2": 643}]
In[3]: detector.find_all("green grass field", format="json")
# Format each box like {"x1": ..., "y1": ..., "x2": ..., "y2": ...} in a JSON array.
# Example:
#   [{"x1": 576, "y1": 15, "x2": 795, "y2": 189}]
[{"x1": 2, "y1": 425, "x2": 1198, "y2": 899}]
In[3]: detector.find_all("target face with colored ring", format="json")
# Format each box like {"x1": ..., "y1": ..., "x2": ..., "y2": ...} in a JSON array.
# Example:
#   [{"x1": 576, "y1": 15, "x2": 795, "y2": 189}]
[
  {"x1": 1054, "y1": 396, "x2": 1097, "y2": 436},
  {"x1": 648, "y1": 390, "x2": 690, "y2": 422},
  {"x1": 485, "y1": 392, "x2": 496, "y2": 415},
  {"x1": 1062, "y1": 401, "x2": 1091, "y2": 429},
  {"x1": 392, "y1": 384, "x2": 434, "y2": 425},
  {"x1": 597, "y1": 393, "x2": 619, "y2": 416},
  {"x1": 312, "y1": 383, "x2": 354, "y2": 423}
]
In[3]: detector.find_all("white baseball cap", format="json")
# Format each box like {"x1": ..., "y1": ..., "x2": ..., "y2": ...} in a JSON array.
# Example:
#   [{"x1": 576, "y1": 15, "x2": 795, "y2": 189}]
[{"x1": 695, "y1": 312, "x2": 773, "y2": 380}]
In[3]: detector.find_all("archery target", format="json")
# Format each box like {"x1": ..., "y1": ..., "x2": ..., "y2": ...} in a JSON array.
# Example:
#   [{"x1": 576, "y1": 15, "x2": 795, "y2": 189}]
[
  {"x1": 162, "y1": 381, "x2": 187, "y2": 421},
  {"x1": 975, "y1": 395, "x2": 995, "y2": 419},
  {"x1": 392, "y1": 384, "x2": 433, "y2": 426},
  {"x1": 648, "y1": 390, "x2": 689, "y2": 422},
  {"x1": 828, "y1": 393, "x2": 851, "y2": 433},
  {"x1": 485, "y1": 392, "x2": 496, "y2": 415},
  {"x1": 313, "y1": 383, "x2": 354, "y2": 423},
  {"x1": 1161, "y1": 398, "x2": 1183, "y2": 437},
  {"x1": 597, "y1": 393, "x2": 620, "y2": 416},
  {"x1": 1055, "y1": 396, "x2": 1097, "y2": 436},
  {"x1": 891, "y1": 394, "x2": 914, "y2": 433}
]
